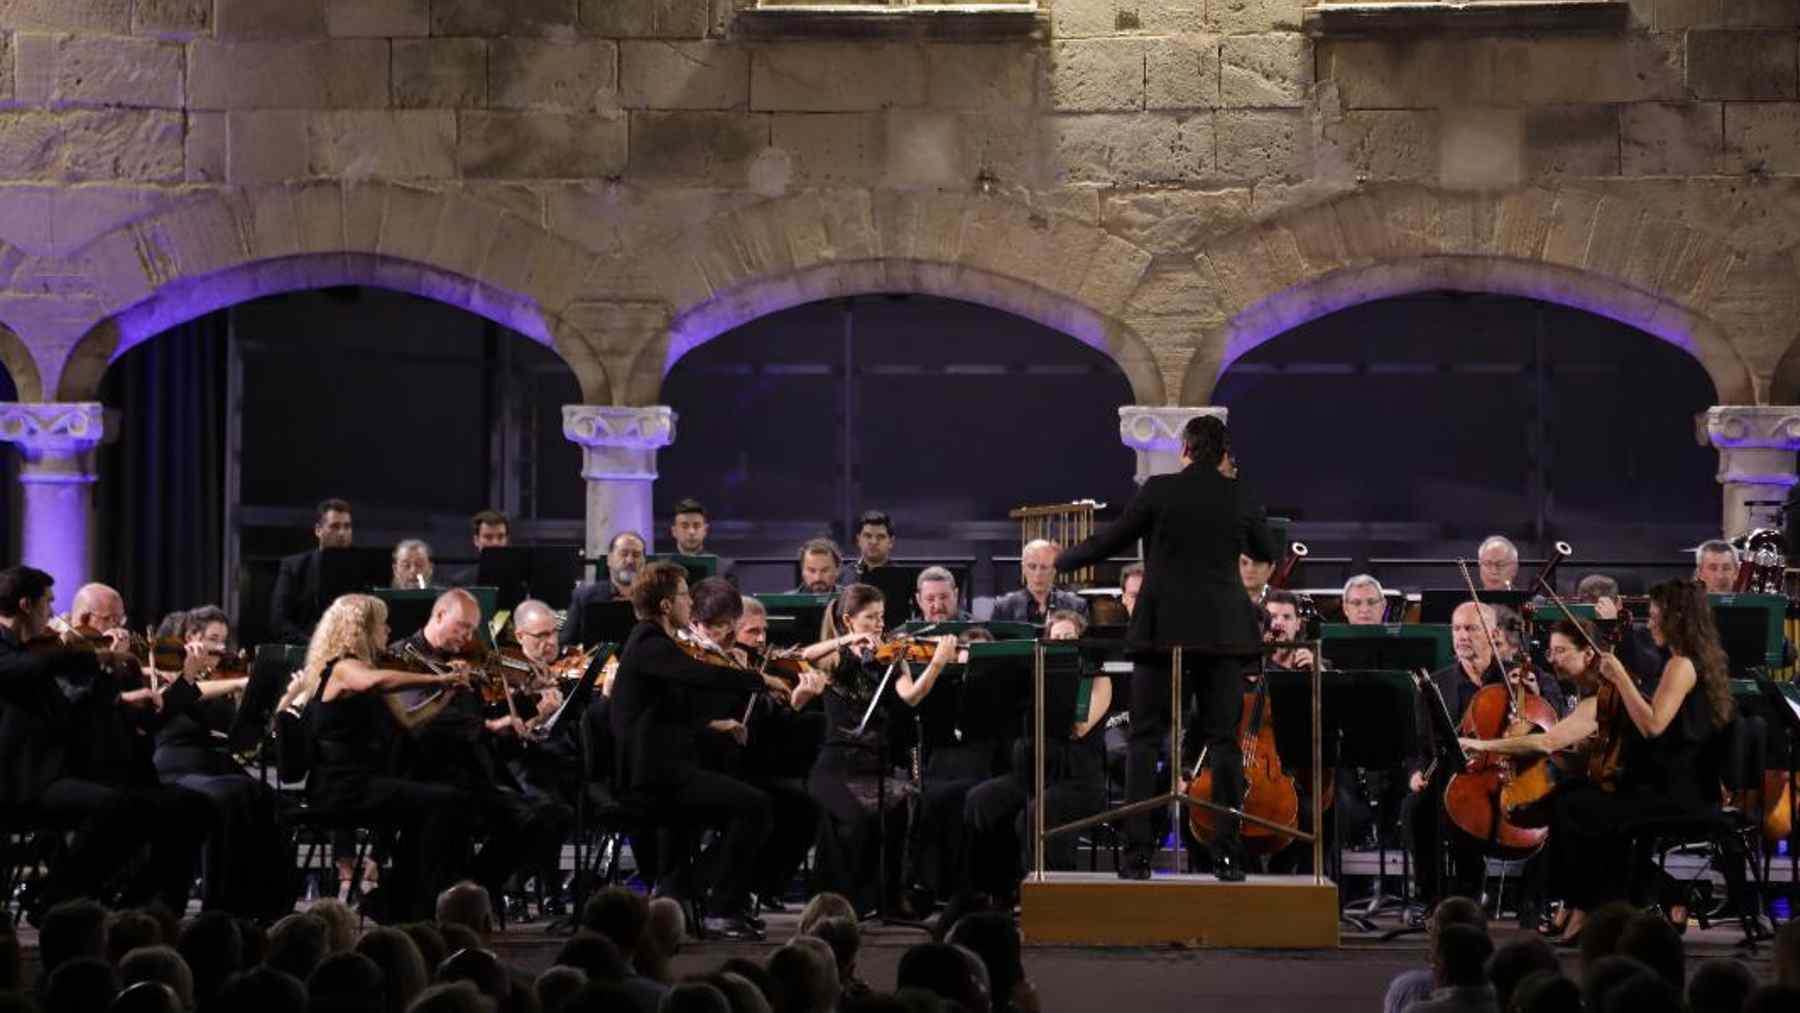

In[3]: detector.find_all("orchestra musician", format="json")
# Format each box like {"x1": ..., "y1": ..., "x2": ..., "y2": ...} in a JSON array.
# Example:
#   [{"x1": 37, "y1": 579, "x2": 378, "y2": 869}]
[
  {"x1": 271, "y1": 498, "x2": 354, "y2": 644},
  {"x1": 842, "y1": 510, "x2": 897, "y2": 587},
  {"x1": 1408, "y1": 601, "x2": 1564, "y2": 907},
  {"x1": 1693, "y1": 539, "x2": 1740, "y2": 593},
  {"x1": 63, "y1": 583, "x2": 135, "y2": 653},
  {"x1": 992, "y1": 540, "x2": 1087, "y2": 624},
  {"x1": 442, "y1": 509, "x2": 510, "y2": 586},
  {"x1": 914, "y1": 566, "x2": 970, "y2": 624},
  {"x1": 390, "y1": 539, "x2": 434, "y2": 590},
  {"x1": 1261, "y1": 590, "x2": 1318, "y2": 672},
  {"x1": 962, "y1": 609, "x2": 1110, "y2": 903},
  {"x1": 561, "y1": 531, "x2": 647, "y2": 650},
  {"x1": 806, "y1": 583, "x2": 957, "y2": 912},
  {"x1": 1459, "y1": 581, "x2": 1733, "y2": 943},
  {"x1": 151, "y1": 605, "x2": 295, "y2": 921},
  {"x1": 277, "y1": 593, "x2": 473, "y2": 922},
  {"x1": 670, "y1": 498, "x2": 735, "y2": 583},
  {"x1": 1240, "y1": 553, "x2": 1275, "y2": 605},
  {"x1": 1478, "y1": 535, "x2": 1520, "y2": 591},
  {"x1": 1341, "y1": 574, "x2": 1388, "y2": 625},
  {"x1": 685, "y1": 577, "x2": 824, "y2": 916},
  {"x1": 504, "y1": 598, "x2": 584, "y2": 917},
  {"x1": 1578, "y1": 573, "x2": 1666, "y2": 680},
  {"x1": 388, "y1": 589, "x2": 572, "y2": 915},
  {"x1": 1120, "y1": 562, "x2": 1144, "y2": 617},
  {"x1": 609, "y1": 561, "x2": 774, "y2": 940},
  {"x1": 0, "y1": 566, "x2": 212, "y2": 922},
  {"x1": 795, "y1": 538, "x2": 844, "y2": 595},
  {"x1": 1056, "y1": 414, "x2": 1277, "y2": 883}
]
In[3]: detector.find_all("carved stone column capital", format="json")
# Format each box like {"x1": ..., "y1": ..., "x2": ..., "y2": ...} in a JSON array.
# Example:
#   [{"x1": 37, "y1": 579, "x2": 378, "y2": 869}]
[
  {"x1": 562, "y1": 405, "x2": 677, "y2": 561},
  {"x1": 1118, "y1": 406, "x2": 1229, "y2": 483},
  {"x1": 0, "y1": 402, "x2": 106, "y2": 482},
  {"x1": 1697, "y1": 405, "x2": 1800, "y2": 537}
]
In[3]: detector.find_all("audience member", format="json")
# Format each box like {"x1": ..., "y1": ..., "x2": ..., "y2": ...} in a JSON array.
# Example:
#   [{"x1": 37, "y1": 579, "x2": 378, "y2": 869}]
[
  {"x1": 716, "y1": 959, "x2": 781, "y2": 1012},
  {"x1": 267, "y1": 914, "x2": 331, "y2": 983},
  {"x1": 581, "y1": 889, "x2": 649, "y2": 961},
  {"x1": 768, "y1": 942, "x2": 838, "y2": 1013},
  {"x1": 1687, "y1": 958, "x2": 1757, "y2": 1013},
  {"x1": 403, "y1": 982, "x2": 494, "y2": 1013},
  {"x1": 1508, "y1": 972, "x2": 1579, "y2": 1013},
  {"x1": 106, "y1": 912, "x2": 165, "y2": 967},
  {"x1": 1575, "y1": 903, "x2": 1636, "y2": 974},
  {"x1": 1777, "y1": 917, "x2": 1800, "y2": 986},
  {"x1": 639, "y1": 899, "x2": 684, "y2": 985},
  {"x1": 355, "y1": 928, "x2": 430, "y2": 1013},
  {"x1": 1746, "y1": 983, "x2": 1800, "y2": 1013},
  {"x1": 1616, "y1": 910, "x2": 1684, "y2": 991},
  {"x1": 1580, "y1": 956, "x2": 1658, "y2": 1013},
  {"x1": 661, "y1": 982, "x2": 730, "y2": 1013},
  {"x1": 946, "y1": 913, "x2": 1029, "y2": 1013},
  {"x1": 1383, "y1": 897, "x2": 1487, "y2": 1013},
  {"x1": 433, "y1": 950, "x2": 508, "y2": 1008},
  {"x1": 117, "y1": 947, "x2": 193, "y2": 1011},
  {"x1": 531, "y1": 967, "x2": 586, "y2": 1013},
  {"x1": 930, "y1": 893, "x2": 996, "y2": 944},
  {"x1": 794, "y1": 894, "x2": 856, "y2": 939},
  {"x1": 550, "y1": 982, "x2": 636, "y2": 1012},
  {"x1": 109, "y1": 982, "x2": 182, "y2": 1013},
  {"x1": 551, "y1": 933, "x2": 661, "y2": 1013},
  {"x1": 1411, "y1": 923, "x2": 1495, "y2": 1013},
  {"x1": 308, "y1": 951, "x2": 387, "y2": 1013},
  {"x1": 177, "y1": 912, "x2": 243, "y2": 1010},
  {"x1": 707, "y1": 971, "x2": 772, "y2": 1013},
  {"x1": 1484, "y1": 937, "x2": 1559, "y2": 1012},
  {"x1": 435, "y1": 885, "x2": 496, "y2": 948},
  {"x1": 804, "y1": 917, "x2": 868, "y2": 1003},
  {"x1": 895, "y1": 943, "x2": 985, "y2": 1013},
  {"x1": 238, "y1": 919, "x2": 271, "y2": 968},
  {"x1": 212, "y1": 967, "x2": 308, "y2": 1013},
  {"x1": 40, "y1": 900, "x2": 109, "y2": 977},
  {"x1": 399, "y1": 926, "x2": 448, "y2": 975},
  {"x1": 0, "y1": 927, "x2": 19, "y2": 992},
  {"x1": 1598, "y1": 973, "x2": 1681, "y2": 1013},
  {"x1": 44, "y1": 956, "x2": 120, "y2": 1013},
  {"x1": 435, "y1": 927, "x2": 482, "y2": 960},
  {"x1": 307, "y1": 901, "x2": 360, "y2": 956}
]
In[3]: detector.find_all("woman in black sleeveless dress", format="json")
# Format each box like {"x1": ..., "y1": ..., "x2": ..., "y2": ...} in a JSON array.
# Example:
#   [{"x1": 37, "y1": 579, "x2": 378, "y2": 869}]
[{"x1": 278, "y1": 593, "x2": 474, "y2": 922}]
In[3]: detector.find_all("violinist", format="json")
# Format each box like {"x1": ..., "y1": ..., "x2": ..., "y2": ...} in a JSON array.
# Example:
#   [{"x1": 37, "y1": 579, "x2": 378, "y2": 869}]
[
  {"x1": 609, "y1": 562, "x2": 773, "y2": 940},
  {"x1": 561, "y1": 531, "x2": 646, "y2": 650},
  {"x1": 962, "y1": 610, "x2": 1110, "y2": 904},
  {"x1": 686, "y1": 578, "x2": 823, "y2": 916},
  {"x1": 505, "y1": 598, "x2": 583, "y2": 918},
  {"x1": 389, "y1": 589, "x2": 572, "y2": 917},
  {"x1": 150, "y1": 605, "x2": 294, "y2": 921},
  {"x1": 806, "y1": 583, "x2": 957, "y2": 913},
  {"x1": 276, "y1": 593, "x2": 475, "y2": 923},
  {"x1": 58, "y1": 582, "x2": 134, "y2": 654},
  {"x1": 0, "y1": 566, "x2": 209, "y2": 922},
  {"x1": 992, "y1": 541, "x2": 1086, "y2": 624}
]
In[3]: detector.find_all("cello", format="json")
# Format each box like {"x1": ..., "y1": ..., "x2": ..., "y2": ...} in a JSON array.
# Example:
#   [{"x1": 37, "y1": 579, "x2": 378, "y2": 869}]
[
  {"x1": 1441, "y1": 560, "x2": 1559, "y2": 858},
  {"x1": 1186, "y1": 672, "x2": 1301, "y2": 857}
]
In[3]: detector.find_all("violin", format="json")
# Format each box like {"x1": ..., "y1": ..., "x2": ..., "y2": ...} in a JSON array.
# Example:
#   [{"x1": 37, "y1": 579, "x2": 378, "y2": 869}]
[
  {"x1": 872, "y1": 636, "x2": 937, "y2": 666},
  {"x1": 1502, "y1": 593, "x2": 1628, "y2": 828}
]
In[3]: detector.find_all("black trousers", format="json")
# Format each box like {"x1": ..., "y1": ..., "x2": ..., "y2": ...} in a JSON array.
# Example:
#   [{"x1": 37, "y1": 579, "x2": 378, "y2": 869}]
[
  {"x1": 35, "y1": 778, "x2": 214, "y2": 913},
  {"x1": 1405, "y1": 773, "x2": 1486, "y2": 906},
  {"x1": 165, "y1": 771, "x2": 295, "y2": 920},
  {"x1": 645, "y1": 770, "x2": 773, "y2": 915},
  {"x1": 741, "y1": 774, "x2": 818, "y2": 903},
  {"x1": 313, "y1": 771, "x2": 472, "y2": 923},
  {"x1": 463, "y1": 785, "x2": 572, "y2": 908},
  {"x1": 1125, "y1": 654, "x2": 1246, "y2": 852},
  {"x1": 964, "y1": 762, "x2": 1105, "y2": 899}
]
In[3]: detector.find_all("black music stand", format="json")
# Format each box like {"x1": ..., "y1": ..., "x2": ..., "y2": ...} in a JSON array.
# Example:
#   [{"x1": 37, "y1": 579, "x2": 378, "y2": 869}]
[
  {"x1": 318, "y1": 548, "x2": 390, "y2": 606},
  {"x1": 1712, "y1": 594, "x2": 1787, "y2": 676},
  {"x1": 1266, "y1": 670, "x2": 1419, "y2": 929},
  {"x1": 754, "y1": 594, "x2": 834, "y2": 648},
  {"x1": 576, "y1": 600, "x2": 638, "y2": 648},
  {"x1": 229, "y1": 644, "x2": 309, "y2": 768},
  {"x1": 1419, "y1": 589, "x2": 1532, "y2": 624},
  {"x1": 1320, "y1": 624, "x2": 1453, "y2": 673},
  {"x1": 478, "y1": 545, "x2": 585, "y2": 612},
  {"x1": 847, "y1": 655, "x2": 933, "y2": 933},
  {"x1": 1378, "y1": 670, "x2": 1470, "y2": 940}
]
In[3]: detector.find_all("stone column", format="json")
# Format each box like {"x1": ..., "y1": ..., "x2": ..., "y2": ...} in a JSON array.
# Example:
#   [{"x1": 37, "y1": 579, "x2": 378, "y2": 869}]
[
  {"x1": 1118, "y1": 405, "x2": 1229, "y2": 484},
  {"x1": 1699, "y1": 405, "x2": 1800, "y2": 538},
  {"x1": 562, "y1": 405, "x2": 676, "y2": 565},
  {"x1": 0, "y1": 403, "x2": 106, "y2": 612}
]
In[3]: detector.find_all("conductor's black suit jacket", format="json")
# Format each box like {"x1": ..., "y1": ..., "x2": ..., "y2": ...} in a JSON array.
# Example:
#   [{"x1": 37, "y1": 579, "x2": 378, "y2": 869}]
[{"x1": 1056, "y1": 462, "x2": 1276, "y2": 657}]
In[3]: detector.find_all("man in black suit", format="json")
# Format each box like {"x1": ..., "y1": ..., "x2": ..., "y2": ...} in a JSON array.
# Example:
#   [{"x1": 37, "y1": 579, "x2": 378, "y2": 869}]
[
  {"x1": 560, "y1": 531, "x2": 646, "y2": 650},
  {"x1": 269, "y1": 498, "x2": 353, "y2": 644},
  {"x1": 1056, "y1": 415, "x2": 1275, "y2": 881}
]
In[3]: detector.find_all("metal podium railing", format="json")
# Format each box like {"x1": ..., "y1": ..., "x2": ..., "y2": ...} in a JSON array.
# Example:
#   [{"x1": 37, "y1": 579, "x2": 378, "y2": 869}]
[{"x1": 1031, "y1": 640, "x2": 1326, "y2": 886}]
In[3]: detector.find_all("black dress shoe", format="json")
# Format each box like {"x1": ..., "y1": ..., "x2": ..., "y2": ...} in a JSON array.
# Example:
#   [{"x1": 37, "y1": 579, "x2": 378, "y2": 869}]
[
  {"x1": 702, "y1": 912, "x2": 766, "y2": 941},
  {"x1": 1214, "y1": 842, "x2": 1248, "y2": 883},
  {"x1": 1117, "y1": 852, "x2": 1153, "y2": 880}
]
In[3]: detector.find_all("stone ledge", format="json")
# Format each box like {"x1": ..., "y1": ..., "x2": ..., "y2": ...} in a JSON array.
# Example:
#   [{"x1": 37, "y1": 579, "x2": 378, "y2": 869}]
[
  {"x1": 1304, "y1": 2, "x2": 1629, "y2": 34},
  {"x1": 735, "y1": 4, "x2": 1046, "y2": 41}
]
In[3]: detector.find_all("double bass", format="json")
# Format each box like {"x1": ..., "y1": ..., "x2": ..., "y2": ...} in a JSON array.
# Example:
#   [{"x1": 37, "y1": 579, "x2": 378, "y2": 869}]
[
  {"x1": 1442, "y1": 561, "x2": 1558, "y2": 858},
  {"x1": 1186, "y1": 673, "x2": 1301, "y2": 857}
]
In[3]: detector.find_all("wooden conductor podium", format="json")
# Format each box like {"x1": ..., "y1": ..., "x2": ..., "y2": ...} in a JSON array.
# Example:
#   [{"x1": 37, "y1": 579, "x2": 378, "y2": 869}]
[{"x1": 1019, "y1": 642, "x2": 1340, "y2": 950}]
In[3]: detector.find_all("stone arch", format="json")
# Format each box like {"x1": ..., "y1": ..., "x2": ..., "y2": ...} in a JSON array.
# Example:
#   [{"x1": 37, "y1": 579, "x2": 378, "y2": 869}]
[
  {"x1": 50, "y1": 183, "x2": 609, "y2": 403},
  {"x1": 1179, "y1": 185, "x2": 1753, "y2": 405},
  {"x1": 624, "y1": 189, "x2": 1162, "y2": 406},
  {"x1": 0, "y1": 321, "x2": 44, "y2": 402}
]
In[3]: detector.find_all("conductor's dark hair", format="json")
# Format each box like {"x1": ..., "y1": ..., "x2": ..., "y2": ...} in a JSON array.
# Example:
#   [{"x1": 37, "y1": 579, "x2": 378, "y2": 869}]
[
  {"x1": 1181, "y1": 415, "x2": 1230, "y2": 466},
  {"x1": 0, "y1": 566, "x2": 53, "y2": 617}
]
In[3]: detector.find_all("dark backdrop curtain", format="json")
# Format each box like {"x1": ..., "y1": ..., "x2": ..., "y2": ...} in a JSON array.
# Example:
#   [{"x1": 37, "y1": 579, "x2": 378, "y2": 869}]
[{"x1": 97, "y1": 312, "x2": 229, "y2": 631}]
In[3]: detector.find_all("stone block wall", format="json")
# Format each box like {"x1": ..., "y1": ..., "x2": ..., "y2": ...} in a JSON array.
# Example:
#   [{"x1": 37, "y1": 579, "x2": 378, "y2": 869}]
[{"x1": 0, "y1": 0, "x2": 1793, "y2": 408}]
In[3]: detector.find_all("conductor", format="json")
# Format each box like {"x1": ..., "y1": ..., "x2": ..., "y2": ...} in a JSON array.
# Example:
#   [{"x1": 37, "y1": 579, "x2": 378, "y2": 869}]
[{"x1": 1055, "y1": 415, "x2": 1275, "y2": 882}]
